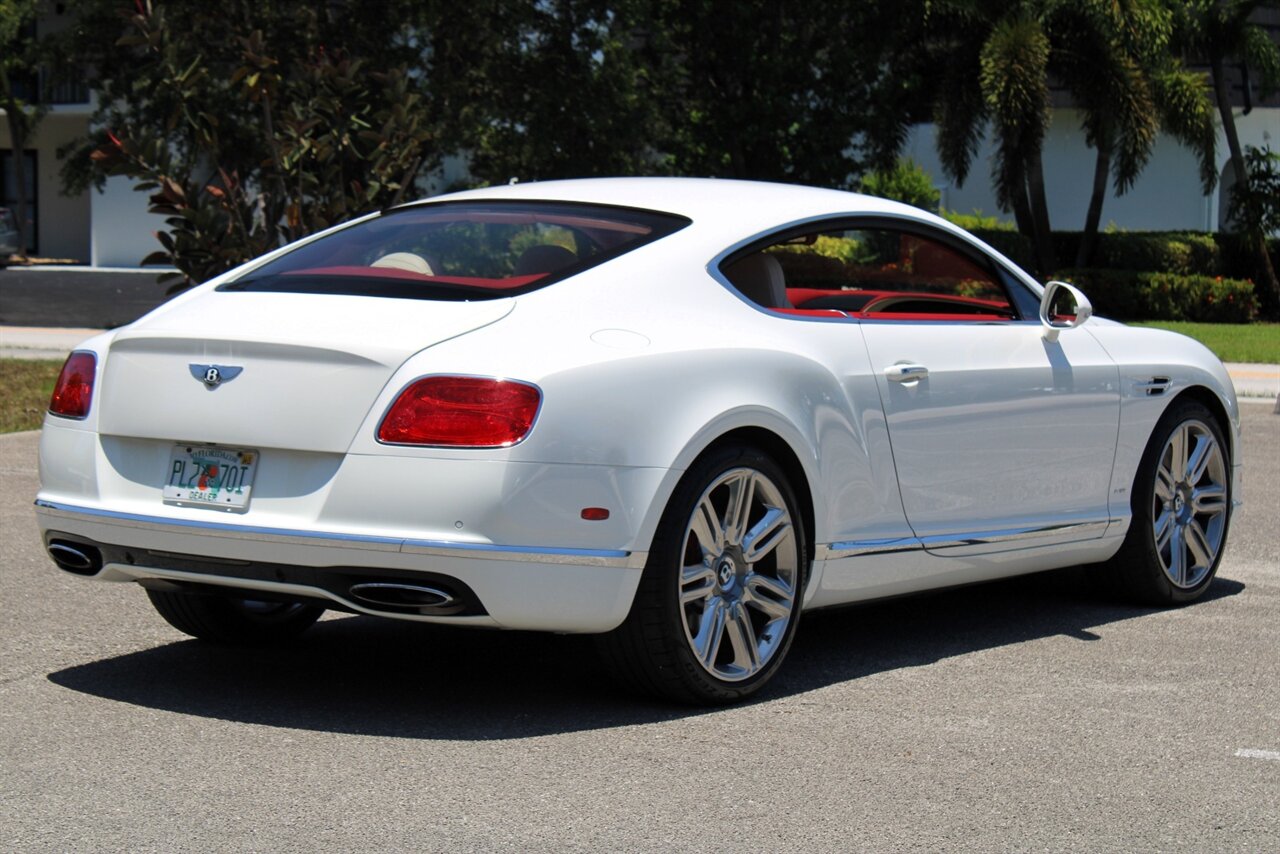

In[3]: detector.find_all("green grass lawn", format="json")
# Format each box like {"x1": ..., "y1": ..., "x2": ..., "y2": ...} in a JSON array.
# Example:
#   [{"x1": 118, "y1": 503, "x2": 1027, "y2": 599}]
[
  {"x1": 0, "y1": 359, "x2": 63, "y2": 433},
  {"x1": 1131, "y1": 321, "x2": 1280, "y2": 364}
]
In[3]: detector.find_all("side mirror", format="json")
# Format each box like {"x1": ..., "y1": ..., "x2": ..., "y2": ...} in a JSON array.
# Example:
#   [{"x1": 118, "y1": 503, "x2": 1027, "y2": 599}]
[{"x1": 1039, "y1": 280, "x2": 1092, "y2": 342}]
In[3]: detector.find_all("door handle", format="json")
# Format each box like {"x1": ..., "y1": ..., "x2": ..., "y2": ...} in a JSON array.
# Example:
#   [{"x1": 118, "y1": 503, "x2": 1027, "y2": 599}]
[{"x1": 885, "y1": 363, "x2": 929, "y2": 383}]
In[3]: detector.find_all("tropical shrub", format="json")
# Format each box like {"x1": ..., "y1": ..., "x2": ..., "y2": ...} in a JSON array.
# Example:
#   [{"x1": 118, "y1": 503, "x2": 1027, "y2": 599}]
[
  {"x1": 858, "y1": 159, "x2": 941, "y2": 212},
  {"x1": 941, "y1": 209, "x2": 1015, "y2": 231}
]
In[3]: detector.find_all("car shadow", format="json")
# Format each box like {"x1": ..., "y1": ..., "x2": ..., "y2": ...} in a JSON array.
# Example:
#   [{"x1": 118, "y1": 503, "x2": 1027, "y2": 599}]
[{"x1": 47, "y1": 570, "x2": 1244, "y2": 740}]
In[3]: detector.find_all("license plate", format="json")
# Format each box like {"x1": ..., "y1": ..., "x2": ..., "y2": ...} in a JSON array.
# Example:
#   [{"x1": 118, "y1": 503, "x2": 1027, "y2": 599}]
[{"x1": 163, "y1": 445, "x2": 258, "y2": 511}]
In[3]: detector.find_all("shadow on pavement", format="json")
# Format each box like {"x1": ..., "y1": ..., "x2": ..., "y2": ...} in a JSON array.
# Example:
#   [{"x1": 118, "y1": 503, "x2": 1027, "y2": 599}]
[{"x1": 47, "y1": 570, "x2": 1244, "y2": 739}]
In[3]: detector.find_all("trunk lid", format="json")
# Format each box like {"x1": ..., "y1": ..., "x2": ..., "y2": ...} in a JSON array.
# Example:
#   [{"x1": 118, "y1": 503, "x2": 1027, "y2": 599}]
[{"x1": 98, "y1": 290, "x2": 513, "y2": 452}]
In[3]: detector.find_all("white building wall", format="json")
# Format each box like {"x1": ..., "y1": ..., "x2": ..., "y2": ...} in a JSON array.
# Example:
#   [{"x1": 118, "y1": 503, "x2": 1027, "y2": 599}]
[
  {"x1": 1, "y1": 112, "x2": 92, "y2": 260},
  {"x1": 904, "y1": 106, "x2": 1279, "y2": 232},
  {"x1": 90, "y1": 175, "x2": 170, "y2": 268}
]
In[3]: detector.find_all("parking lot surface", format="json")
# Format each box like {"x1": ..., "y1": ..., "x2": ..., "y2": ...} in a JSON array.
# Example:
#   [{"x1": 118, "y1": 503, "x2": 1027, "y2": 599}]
[{"x1": 1, "y1": 407, "x2": 1277, "y2": 851}]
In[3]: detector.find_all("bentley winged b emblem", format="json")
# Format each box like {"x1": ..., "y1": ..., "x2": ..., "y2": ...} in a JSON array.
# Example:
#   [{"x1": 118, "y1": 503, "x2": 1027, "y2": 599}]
[{"x1": 189, "y1": 364, "x2": 244, "y2": 388}]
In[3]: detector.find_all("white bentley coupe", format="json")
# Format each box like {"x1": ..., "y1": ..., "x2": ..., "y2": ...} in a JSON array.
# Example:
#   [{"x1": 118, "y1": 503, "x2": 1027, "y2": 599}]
[{"x1": 36, "y1": 178, "x2": 1239, "y2": 703}]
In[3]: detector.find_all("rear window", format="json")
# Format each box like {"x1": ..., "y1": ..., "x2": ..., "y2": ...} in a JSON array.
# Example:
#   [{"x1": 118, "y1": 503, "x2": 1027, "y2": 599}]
[{"x1": 220, "y1": 201, "x2": 689, "y2": 301}]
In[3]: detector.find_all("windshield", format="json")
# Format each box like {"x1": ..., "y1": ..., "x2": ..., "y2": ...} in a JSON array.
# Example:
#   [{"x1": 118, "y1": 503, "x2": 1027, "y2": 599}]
[{"x1": 221, "y1": 201, "x2": 690, "y2": 301}]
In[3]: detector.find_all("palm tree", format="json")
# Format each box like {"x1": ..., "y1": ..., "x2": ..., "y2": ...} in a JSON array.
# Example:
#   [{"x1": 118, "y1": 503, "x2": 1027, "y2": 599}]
[
  {"x1": 929, "y1": 0, "x2": 1220, "y2": 274},
  {"x1": 932, "y1": 2, "x2": 1057, "y2": 274},
  {"x1": 1057, "y1": 1, "x2": 1218, "y2": 267},
  {"x1": 1174, "y1": 0, "x2": 1280, "y2": 319}
]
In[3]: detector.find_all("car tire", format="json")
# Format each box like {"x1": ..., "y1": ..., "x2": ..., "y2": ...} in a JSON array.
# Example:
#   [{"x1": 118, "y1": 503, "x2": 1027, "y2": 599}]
[
  {"x1": 598, "y1": 444, "x2": 808, "y2": 704},
  {"x1": 146, "y1": 589, "x2": 324, "y2": 645},
  {"x1": 1104, "y1": 399, "x2": 1231, "y2": 605}
]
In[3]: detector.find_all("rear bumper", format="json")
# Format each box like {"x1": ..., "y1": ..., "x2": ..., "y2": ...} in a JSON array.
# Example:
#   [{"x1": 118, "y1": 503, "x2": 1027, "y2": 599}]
[{"x1": 35, "y1": 500, "x2": 647, "y2": 633}]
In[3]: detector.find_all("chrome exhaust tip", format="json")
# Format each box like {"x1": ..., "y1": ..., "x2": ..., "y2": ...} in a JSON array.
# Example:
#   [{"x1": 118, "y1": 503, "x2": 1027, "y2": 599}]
[
  {"x1": 48, "y1": 541, "x2": 103, "y2": 576},
  {"x1": 347, "y1": 582, "x2": 457, "y2": 612}
]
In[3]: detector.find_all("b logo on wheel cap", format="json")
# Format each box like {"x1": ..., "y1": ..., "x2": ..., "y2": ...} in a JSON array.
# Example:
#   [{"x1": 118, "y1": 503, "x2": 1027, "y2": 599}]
[{"x1": 716, "y1": 558, "x2": 735, "y2": 586}]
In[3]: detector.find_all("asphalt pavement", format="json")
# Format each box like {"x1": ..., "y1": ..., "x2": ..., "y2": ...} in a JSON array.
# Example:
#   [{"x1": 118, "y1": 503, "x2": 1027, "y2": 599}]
[
  {"x1": 0, "y1": 408, "x2": 1277, "y2": 851},
  {"x1": 0, "y1": 266, "x2": 174, "y2": 329}
]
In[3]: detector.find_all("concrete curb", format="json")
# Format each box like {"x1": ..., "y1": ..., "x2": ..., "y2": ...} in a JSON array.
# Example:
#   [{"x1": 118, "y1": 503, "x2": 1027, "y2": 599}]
[
  {"x1": 1, "y1": 327, "x2": 108, "y2": 360},
  {"x1": 3, "y1": 265, "x2": 175, "y2": 274}
]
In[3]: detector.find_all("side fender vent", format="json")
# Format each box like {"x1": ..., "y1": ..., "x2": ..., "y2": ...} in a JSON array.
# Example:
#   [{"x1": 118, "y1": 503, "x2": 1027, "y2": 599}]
[{"x1": 1134, "y1": 376, "x2": 1172, "y2": 396}]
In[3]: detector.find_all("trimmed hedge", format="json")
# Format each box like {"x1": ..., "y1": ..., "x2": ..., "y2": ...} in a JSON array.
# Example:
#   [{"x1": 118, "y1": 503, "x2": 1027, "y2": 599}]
[
  {"x1": 1053, "y1": 269, "x2": 1259, "y2": 323},
  {"x1": 969, "y1": 228, "x2": 1035, "y2": 268},
  {"x1": 1060, "y1": 232, "x2": 1221, "y2": 275},
  {"x1": 959, "y1": 229, "x2": 1275, "y2": 321},
  {"x1": 970, "y1": 229, "x2": 1228, "y2": 275},
  {"x1": 964, "y1": 229, "x2": 1277, "y2": 279}
]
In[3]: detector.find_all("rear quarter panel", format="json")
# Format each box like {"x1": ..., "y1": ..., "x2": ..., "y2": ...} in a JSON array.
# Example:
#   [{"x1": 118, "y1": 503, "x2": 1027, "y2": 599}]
[{"x1": 343, "y1": 235, "x2": 908, "y2": 556}]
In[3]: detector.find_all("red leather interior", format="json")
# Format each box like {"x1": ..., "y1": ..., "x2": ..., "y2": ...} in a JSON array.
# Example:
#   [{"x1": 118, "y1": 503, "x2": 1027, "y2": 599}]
[
  {"x1": 286, "y1": 267, "x2": 545, "y2": 289},
  {"x1": 769, "y1": 308, "x2": 850, "y2": 318}
]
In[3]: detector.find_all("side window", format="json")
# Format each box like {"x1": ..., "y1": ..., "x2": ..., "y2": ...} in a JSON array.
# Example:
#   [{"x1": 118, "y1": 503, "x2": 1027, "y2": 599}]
[{"x1": 724, "y1": 224, "x2": 1017, "y2": 320}]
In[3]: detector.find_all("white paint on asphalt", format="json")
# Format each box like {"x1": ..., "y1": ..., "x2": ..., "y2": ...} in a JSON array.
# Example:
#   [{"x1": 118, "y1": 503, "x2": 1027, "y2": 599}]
[{"x1": 1234, "y1": 748, "x2": 1280, "y2": 761}]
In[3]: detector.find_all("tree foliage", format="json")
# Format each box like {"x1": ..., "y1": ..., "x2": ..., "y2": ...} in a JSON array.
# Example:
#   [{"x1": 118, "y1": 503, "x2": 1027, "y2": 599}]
[
  {"x1": 1056, "y1": 0, "x2": 1217, "y2": 267},
  {"x1": 65, "y1": 0, "x2": 934, "y2": 284},
  {"x1": 58, "y1": 0, "x2": 1279, "y2": 316},
  {"x1": 436, "y1": 0, "x2": 926, "y2": 187},
  {"x1": 432, "y1": 0, "x2": 664, "y2": 184},
  {"x1": 1172, "y1": 0, "x2": 1280, "y2": 319},
  {"x1": 1, "y1": 0, "x2": 55, "y2": 258},
  {"x1": 859, "y1": 159, "x2": 942, "y2": 211},
  {"x1": 641, "y1": 0, "x2": 925, "y2": 186},
  {"x1": 72, "y1": 1, "x2": 435, "y2": 289},
  {"x1": 1228, "y1": 146, "x2": 1280, "y2": 239},
  {"x1": 925, "y1": 0, "x2": 1219, "y2": 275}
]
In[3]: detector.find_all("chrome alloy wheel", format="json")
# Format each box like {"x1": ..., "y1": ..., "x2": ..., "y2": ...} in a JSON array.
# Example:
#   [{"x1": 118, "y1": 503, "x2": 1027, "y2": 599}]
[
  {"x1": 1152, "y1": 418, "x2": 1228, "y2": 589},
  {"x1": 678, "y1": 467, "x2": 799, "y2": 682}
]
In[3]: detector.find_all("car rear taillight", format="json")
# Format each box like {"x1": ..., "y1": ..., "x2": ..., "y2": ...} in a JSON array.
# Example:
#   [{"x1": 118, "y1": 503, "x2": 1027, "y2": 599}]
[
  {"x1": 48, "y1": 351, "x2": 97, "y2": 419},
  {"x1": 378, "y1": 376, "x2": 541, "y2": 447}
]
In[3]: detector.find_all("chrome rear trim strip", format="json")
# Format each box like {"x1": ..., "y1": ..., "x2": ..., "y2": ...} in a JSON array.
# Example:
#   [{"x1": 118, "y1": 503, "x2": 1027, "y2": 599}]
[
  {"x1": 34, "y1": 499, "x2": 645, "y2": 568},
  {"x1": 94, "y1": 563, "x2": 500, "y2": 626}
]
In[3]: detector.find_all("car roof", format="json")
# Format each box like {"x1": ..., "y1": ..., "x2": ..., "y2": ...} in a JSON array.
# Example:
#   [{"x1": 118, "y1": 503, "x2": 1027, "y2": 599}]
[{"x1": 406, "y1": 177, "x2": 942, "y2": 237}]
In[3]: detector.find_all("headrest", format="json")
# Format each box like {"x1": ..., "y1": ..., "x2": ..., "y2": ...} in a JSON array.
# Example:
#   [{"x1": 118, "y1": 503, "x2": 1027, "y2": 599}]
[
  {"x1": 724, "y1": 253, "x2": 789, "y2": 308},
  {"x1": 371, "y1": 252, "x2": 434, "y2": 276},
  {"x1": 513, "y1": 244, "x2": 577, "y2": 276}
]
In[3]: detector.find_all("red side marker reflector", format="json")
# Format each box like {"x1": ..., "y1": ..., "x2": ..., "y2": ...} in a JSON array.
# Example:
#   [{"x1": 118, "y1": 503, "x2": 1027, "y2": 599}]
[{"x1": 581, "y1": 508, "x2": 610, "y2": 521}]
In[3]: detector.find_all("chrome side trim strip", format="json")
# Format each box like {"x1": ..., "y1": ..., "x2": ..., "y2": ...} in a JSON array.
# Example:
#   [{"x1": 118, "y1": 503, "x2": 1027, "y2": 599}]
[
  {"x1": 920, "y1": 520, "x2": 1109, "y2": 551},
  {"x1": 34, "y1": 500, "x2": 645, "y2": 568},
  {"x1": 819, "y1": 537, "x2": 923, "y2": 559},
  {"x1": 819, "y1": 519, "x2": 1111, "y2": 560}
]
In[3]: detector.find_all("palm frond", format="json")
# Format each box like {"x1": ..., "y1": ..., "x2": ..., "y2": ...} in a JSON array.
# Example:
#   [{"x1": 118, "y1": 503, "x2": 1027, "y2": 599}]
[
  {"x1": 979, "y1": 14, "x2": 1051, "y2": 209},
  {"x1": 1153, "y1": 67, "x2": 1218, "y2": 193},
  {"x1": 1241, "y1": 19, "x2": 1280, "y2": 96}
]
